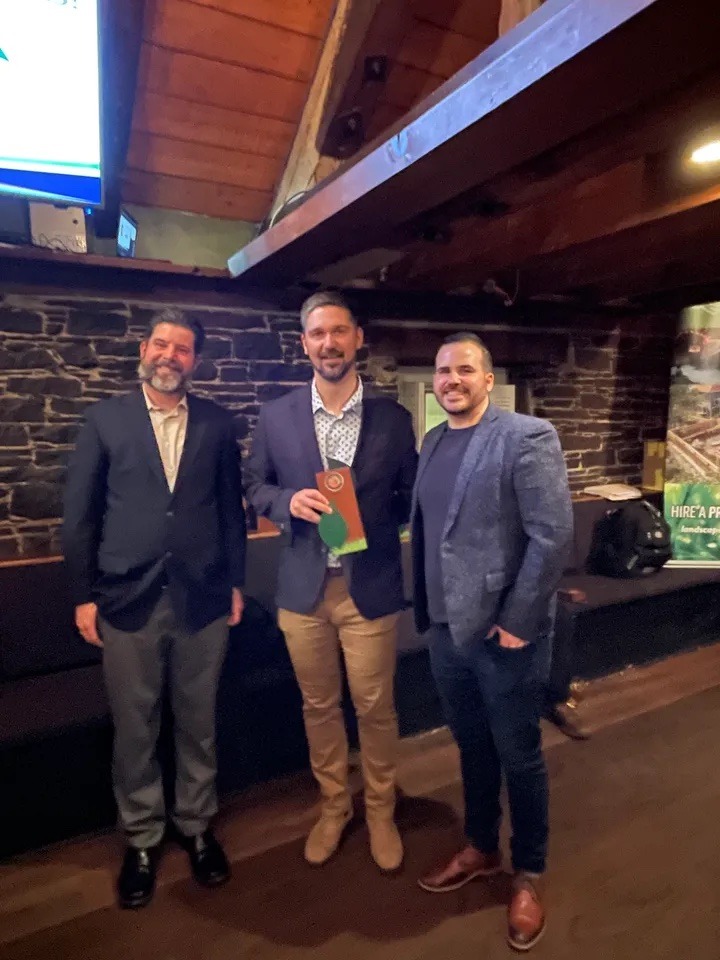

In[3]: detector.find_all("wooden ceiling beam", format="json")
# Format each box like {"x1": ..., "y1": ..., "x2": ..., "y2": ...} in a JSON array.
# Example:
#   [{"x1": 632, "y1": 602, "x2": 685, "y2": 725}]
[
  {"x1": 395, "y1": 139, "x2": 720, "y2": 291},
  {"x1": 268, "y1": 0, "x2": 413, "y2": 224},
  {"x1": 501, "y1": 189, "x2": 720, "y2": 301},
  {"x1": 268, "y1": 0, "x2": 354, "y2": 226},
  {"x1": 393, "y1": 160, "x2": 650, "y2": 289},
  {"x1": 609, "y1": 251, "x2": 720, "y2": 306},
  {"x1": 316, "y1": 0, "x2": 414, "y2": 160},
  {"x1": 229, "y1": 0, "x2": 720, "y2": 284},
  {"x1": 633, "y1": 265, "x2": 720, "y2": 313},
  {"x1": 400, "y1": 67, "x2": 720, "y2": 250},
  {"x1": 367, "y1": 325, "x2": 568, "y2": 367}
]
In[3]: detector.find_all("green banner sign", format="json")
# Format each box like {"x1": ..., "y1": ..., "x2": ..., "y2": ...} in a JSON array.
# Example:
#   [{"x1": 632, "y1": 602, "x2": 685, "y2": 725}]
[
  {"x1": 665, "y1": 483, "x2": 720, "y2": 564},
  {"x1": 664, "y1": 301, "x2": 720, "y2": 566}
]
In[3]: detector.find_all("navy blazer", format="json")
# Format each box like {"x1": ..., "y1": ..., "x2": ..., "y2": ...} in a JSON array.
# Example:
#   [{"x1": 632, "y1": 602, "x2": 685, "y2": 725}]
[
  {"x1": 411, "y1": 405, "x2": 573, "y2": 651},
  {"x1": 62, "y1": 390, "x2": 246, "y2": 633},
  {"x1": 245, "y1": 383, "x2": 418, "y2": 619}
]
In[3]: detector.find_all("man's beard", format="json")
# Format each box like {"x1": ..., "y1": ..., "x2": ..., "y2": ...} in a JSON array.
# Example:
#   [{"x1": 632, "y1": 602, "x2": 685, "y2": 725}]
[
  {"x1": 313, "y1": 352, "x2": 355, "y2": 383},
  {"x1": 138, "y1": 359, "x2": 189, "y2": 394}
]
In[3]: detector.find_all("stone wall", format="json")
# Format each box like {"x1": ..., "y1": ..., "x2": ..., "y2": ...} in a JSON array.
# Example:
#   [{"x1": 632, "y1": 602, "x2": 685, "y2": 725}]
[
  {"x1": 0, "y1": 290, "x2": 674, "y2": 558},
  {"x1": 0, "y1": 292, "x2": 318, "y2": 559},
  {"x1": 513, "y1": 326, "x2": 673, "y2": 493}
]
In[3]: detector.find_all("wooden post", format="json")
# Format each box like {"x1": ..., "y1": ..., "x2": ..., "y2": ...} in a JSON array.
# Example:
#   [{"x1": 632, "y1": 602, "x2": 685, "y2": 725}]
[
  {"x1": 269, "y1": 0, "x2": 354, "y2": 224},
  {"x1": 499, "y1": 0, "x2": 543, "y2": 36}
]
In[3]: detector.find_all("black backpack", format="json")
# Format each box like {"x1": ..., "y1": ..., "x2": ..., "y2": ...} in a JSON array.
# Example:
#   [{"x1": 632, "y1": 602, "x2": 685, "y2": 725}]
[{"x1": 588, "y1": 499, "x2": 672, "y2": 578}]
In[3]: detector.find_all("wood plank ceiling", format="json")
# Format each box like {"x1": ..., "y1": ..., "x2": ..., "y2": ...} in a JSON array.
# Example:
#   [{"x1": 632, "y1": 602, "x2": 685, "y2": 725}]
[
  {"x1": 122, "y1": 0, "x2": 335, "y2": 222},
  {"x1": 227, "y1": 0, "x2": 720, "y2": 310},
  {"x1": 121, "y1": 0, "x2": 501, "y2": 224}
]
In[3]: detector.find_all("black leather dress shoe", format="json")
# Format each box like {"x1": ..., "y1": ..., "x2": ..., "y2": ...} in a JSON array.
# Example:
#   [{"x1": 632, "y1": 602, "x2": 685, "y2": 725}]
[
  {"x1": 178, "y1": 830, "x2": 230, "y2": 887},
  {"x1": 117, "y1": 846, "x2": 157, "y2": 909}
]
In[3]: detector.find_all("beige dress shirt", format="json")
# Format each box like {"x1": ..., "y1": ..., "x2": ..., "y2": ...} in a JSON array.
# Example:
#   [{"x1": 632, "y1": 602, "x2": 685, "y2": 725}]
[{"x1": 142, "y1": 384, "x2": 188, "y2": 493}]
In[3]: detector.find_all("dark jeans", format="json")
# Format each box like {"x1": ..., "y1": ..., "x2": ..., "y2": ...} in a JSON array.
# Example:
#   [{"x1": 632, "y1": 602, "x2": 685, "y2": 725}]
[{"x1": 428, "y1": 623, "x2": 549, "y2": 874}]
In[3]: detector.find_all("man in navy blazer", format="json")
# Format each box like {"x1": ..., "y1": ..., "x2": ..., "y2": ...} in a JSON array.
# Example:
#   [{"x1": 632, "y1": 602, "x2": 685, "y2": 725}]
[
  {"x1": 413, "y1": 333, "x2": 572, "y2": 952},
  {"x1": 63, "y1": 309, "x2": 246, "y2": 909},
  {"x1": 245, "y1": 291, "x2": 417, "y2": 872}
]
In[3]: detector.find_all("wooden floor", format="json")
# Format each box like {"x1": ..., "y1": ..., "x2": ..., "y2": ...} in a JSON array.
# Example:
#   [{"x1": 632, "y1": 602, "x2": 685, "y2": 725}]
[{"x1": 2, "y1": 643, "x2": 720, "y2": 957}]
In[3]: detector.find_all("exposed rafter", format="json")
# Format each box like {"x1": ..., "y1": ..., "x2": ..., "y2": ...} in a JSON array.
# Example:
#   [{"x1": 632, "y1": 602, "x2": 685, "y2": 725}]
[
  {"x1": 271, "y1": 0, "x2": 414, "y2": 226},
  {"x1": 403, "y1": 67, "x2": 720, "y2": 239},
  {"x1": 267, "y1": 0, "x2": 353, "y2": 225},
  {"x1": 315, "y1": 0, "x2": 413, "y2": 160},
  {"x1": 503, "y1": 189, "x2": 720, "y2": 302},
  {"x1": 229, "y1": 0, "x2": 720, "y2": 286},
  {"x1": 389, "y1": 140, "x2": 720, "y2": 292}
]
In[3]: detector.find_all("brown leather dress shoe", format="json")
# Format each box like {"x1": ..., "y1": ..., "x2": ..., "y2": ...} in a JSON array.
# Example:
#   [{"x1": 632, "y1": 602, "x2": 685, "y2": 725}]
[
  {"x1": 418, "y1": 844, "x2": 502, "y2": 893},
  {"x1": 507, "y1": 872, "x2": 546, "y2": 951},
  {"x1": 545, "y1": 700, "x2": 591, "y2": 740}
]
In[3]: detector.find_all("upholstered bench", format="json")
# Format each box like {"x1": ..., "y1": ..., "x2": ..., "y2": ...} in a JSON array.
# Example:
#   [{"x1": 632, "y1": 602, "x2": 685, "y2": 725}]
[
  {"x1": 555, "y1": 498, "x2": 720, "y2": 683},
  {"x1": 0, "y1": 535, "x2": 441, "y2": 857}
]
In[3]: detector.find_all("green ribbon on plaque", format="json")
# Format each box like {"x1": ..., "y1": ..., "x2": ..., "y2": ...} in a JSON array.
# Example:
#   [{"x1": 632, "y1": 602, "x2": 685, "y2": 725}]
[{"x1": 318, "y1": 507, "x2": 349, "y2": 550}]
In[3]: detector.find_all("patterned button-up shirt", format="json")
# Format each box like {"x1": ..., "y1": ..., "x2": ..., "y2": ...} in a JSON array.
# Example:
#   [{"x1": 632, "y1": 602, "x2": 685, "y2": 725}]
[{"x1": 311, "y1": 377, "x2": 363, "y2": 566}]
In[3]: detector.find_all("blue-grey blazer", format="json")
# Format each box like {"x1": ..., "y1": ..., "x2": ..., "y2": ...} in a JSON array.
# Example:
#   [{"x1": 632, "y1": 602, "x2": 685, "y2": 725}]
[{"x1": 411, "y1": 405, "x2": 573, "y2": 652}]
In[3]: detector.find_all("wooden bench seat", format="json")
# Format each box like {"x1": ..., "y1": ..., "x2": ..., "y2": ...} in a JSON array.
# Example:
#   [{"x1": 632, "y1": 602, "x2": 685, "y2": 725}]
[{"x1": 553, "y1": 498, "x2": 720, "y2": 683}]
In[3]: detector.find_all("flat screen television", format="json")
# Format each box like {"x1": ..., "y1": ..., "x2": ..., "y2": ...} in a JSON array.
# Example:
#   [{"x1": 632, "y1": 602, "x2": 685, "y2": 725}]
[{"x1": 0, "y1": 0, "x2": 103, "y2": 206}]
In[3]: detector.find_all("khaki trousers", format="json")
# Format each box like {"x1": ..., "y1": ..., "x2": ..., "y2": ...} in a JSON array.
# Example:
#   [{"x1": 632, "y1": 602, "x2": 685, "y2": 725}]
[{"x1": 278, "y1": 576, "x2": 399, "y2": 819}]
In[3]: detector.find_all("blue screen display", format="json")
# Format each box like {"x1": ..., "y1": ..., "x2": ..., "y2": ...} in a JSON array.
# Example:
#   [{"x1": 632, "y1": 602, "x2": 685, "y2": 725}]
[{"x1": 0, "y1": 0, "x2": 103, "y2": 206}]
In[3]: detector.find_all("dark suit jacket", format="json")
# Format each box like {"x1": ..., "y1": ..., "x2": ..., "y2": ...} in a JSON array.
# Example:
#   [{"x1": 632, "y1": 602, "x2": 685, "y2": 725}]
[
  {"x1": 245, "y1": 383, "x2": 418, "y2": 619},
  {"x1": 411, "y1": 405, "x2": 573, "y2": 656},
  {"x1": 62, "y1": 390, "x2": 246, "y2": 632}
]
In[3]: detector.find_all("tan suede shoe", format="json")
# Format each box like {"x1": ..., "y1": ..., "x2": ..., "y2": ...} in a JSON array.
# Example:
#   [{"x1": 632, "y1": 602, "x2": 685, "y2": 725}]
[
  {"x1": 507, "y1": 872, "x2": 546, "y2": 951},
  {"x1": 367, "y1": 818, "x2": 404, "y2": 872},
  {"x1": 304, "y1": 808, "x2": 353, "y2": 866},
  {"x1": 418, "y1": 844, "x2": 502, "y2": 892}
]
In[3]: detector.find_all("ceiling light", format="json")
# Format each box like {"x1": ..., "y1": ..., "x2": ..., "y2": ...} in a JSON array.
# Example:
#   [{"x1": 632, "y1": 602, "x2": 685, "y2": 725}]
[{"x1": 690, "y1": 140, "x2": 720, "y2": 165}]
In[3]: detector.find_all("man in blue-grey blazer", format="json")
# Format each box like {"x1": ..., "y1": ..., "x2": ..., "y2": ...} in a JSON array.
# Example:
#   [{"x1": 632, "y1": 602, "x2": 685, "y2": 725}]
[
  {"x1": 412, "y1": 332, "x2": 572, "y2": 952},
  {"x1": 245, "y1": 291, "x2": 417, "y2": 874}
]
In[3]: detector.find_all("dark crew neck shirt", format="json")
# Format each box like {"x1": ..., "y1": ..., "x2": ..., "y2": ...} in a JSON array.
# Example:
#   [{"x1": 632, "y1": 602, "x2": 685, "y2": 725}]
[{"x1": 417, "y1": 424, "x2": 475, "y2": 624}]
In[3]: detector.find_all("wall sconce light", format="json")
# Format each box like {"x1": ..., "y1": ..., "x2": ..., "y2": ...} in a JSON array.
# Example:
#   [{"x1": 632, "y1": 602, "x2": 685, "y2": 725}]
[{"x1": 690, "y1": 139, "x2": 720, "y2": 165}]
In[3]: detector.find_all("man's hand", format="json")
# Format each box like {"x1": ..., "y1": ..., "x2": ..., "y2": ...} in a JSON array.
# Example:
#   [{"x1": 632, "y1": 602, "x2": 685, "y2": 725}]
[
  {"x1": 289, "y1": 489, "x2": 332, "y2": 524},
  {"x1": 75, "y1": 602, "x2": 103, "y2": 647},
  {"x1": 228, "y1": 587, "x2": 244, "y2": 626},
  {"x1": 487, "y1": 624, "x2": 529, "y2": 649}
]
